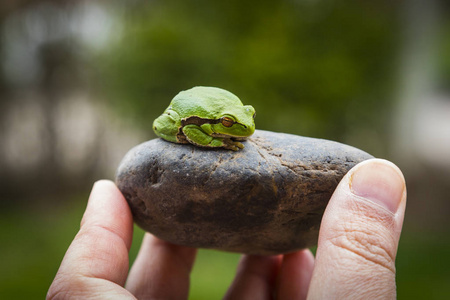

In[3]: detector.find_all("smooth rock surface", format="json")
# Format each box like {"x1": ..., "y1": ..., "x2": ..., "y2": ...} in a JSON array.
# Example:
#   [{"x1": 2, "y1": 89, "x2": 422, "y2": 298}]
[{"x1": 116, "y1": 130, "x2": 373, "y2": 255}]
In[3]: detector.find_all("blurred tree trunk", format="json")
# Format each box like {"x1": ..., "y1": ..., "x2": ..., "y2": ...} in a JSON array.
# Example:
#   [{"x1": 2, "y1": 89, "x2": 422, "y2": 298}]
[{"x1": 0, "y1": 1, "x2": 105, "y2": 206}]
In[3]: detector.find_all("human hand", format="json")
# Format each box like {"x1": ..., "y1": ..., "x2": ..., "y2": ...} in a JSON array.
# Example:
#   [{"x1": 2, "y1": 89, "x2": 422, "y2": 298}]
[
  {"x1": 224, "y1": 158, "x2": 406, "y2": 299},
  {"x1": 47, "y1": 179, "x2": 197, "y2": 300},
  {"x1": 47, "y1": 158, "x2": 406, "y2": 299}
]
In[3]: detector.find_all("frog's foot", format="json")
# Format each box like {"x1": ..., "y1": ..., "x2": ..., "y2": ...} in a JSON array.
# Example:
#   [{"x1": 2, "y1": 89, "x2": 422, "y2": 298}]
[
  {"x1": 222, "y1": 138, "x2": 245, "y2": 151},
  {"x1": 206, "y1": 137, "x2": 244, "y2": 150},
  {"x1": 232, "y1": 137, "x2": 248, "y2": 142}
]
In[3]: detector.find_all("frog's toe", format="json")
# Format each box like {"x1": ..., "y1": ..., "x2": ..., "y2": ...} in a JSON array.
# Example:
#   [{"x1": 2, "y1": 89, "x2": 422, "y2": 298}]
[
  {"x1": 235, "y1": 141, "x2": 245, "y2": 149},
  {"x1": 226, "y1": 145, "x2": 239, "y2": 151},
  {"x1": 222, "y1": 139, "x2": 244, "y2": 151}
]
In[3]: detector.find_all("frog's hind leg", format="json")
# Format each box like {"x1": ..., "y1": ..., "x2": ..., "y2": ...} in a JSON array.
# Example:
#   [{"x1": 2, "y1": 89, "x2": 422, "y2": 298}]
[{"x1": 153, "y1": 110, "x2": 181, "y2": 143}]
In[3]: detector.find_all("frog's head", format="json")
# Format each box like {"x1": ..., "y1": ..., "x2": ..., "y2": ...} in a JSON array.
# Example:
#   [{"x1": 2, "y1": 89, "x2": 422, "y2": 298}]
[{"x1": 212, "y1": 105, "x2": 256, "y2": 137}]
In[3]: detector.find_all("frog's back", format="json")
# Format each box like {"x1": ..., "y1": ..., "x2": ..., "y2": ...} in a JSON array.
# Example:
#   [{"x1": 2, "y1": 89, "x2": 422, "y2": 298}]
[{"x1": 170, "y1": 86, "x2": 243, "y2": 119}]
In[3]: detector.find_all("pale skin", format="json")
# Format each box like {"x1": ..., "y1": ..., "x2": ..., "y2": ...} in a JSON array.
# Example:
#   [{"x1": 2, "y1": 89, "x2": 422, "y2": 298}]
[{"x1": 47, "y1": 158, "x2": 407, "y2": 299}]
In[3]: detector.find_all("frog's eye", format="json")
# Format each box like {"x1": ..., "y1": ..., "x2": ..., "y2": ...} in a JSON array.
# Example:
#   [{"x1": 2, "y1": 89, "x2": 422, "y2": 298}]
[{"x1": 221, "y1": 117, "x2": 234, "y2": 127}]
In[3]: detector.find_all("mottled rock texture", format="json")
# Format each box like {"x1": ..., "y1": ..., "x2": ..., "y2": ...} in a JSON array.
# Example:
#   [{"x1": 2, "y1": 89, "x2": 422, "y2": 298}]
[{"x1": 116, "y1": 130, "x2": 373, "y2": 255}]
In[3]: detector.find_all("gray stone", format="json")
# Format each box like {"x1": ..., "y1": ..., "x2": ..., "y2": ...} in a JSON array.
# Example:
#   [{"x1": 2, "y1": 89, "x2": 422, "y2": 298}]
[{"x1": 116, "y1": 130, "x2": 373, "y2": 255}]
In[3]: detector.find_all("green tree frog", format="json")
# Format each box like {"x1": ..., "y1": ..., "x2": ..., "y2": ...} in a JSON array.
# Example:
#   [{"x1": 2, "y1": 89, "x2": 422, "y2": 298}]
[{"x1": 153, "y1": 86, "x2": 256, "y2": 150}]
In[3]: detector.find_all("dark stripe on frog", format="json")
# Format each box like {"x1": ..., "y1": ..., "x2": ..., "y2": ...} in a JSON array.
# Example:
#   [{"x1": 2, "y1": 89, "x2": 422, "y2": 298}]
[{"x1": 180, "y1": 116, "x2": 221, "y2": 127}]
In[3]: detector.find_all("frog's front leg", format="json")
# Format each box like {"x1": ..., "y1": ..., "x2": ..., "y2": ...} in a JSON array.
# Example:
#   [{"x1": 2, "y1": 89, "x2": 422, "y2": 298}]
[
  {"x1": 181, "y1": 125, "x2": 241, "y2": 150},
  {"x1": 182, "y1": 124, "x2": 223, "y2": 147},
  {"x1": 199, "y1": 123, "x2": 245, "y2": 150}
]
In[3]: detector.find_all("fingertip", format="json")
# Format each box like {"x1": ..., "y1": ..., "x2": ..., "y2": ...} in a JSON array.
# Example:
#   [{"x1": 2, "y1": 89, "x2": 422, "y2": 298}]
[
  {"x1": 277, "y1": 249, "x2": 314, "y2": 300},
  {"x1": 82, "y1": 179, "x2": 133, "y2": 250},
  {"x1": 308, "y1": 159, "x2": 405, "y2": 299},
  {"x1": 126, "y1": 234, "x2": 197, "y2": 299},
  {"x1": 92, "y1": 179, "x2": 119, "y2": 191},
  {"x1": 349, "y1": 159, "x2": 406, "y2": 214},
  {"x1": 224, "y1": 255, "x2": 282, "y2": 300},
  {"x1": 284, "y1": 248, "x2": 315, "y2": 269},
  {"x1": 87, "y1": 179, "x2": 129, "y2": 212},
  {"x1": 50, "y1": 179, "x2": 134, "y2": 294},
  {"x1": 89, "y1": 179, "x2": 125, "y2": 206}
]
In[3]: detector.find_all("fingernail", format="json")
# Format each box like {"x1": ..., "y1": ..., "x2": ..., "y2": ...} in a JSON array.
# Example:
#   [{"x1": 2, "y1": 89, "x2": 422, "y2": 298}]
[{"x1": 350, "y1": 160, "x2": 405, "y2": 213}]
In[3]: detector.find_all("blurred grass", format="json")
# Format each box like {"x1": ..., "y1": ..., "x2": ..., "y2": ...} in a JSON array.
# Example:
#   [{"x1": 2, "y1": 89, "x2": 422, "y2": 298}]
[
  {"x1": 0, "y1": 195, "x2": 241, "y2": 299},
  {"x1": 0, "y1": 195, "x2": 449, "y2": 299},
  {"x1": 396, "y1": 232, "x2": 450, "y2": 299}
]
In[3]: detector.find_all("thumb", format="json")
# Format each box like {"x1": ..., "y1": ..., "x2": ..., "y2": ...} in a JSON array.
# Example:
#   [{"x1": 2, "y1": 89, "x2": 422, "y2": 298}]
[{"x1": 307, "y1": 159, "x2": 407, "y2": 300}]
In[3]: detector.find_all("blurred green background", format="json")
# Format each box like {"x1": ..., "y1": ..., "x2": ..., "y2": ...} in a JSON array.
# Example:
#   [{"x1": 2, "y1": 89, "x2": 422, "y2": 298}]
[{"x1": 1, "y1": 0, "x2": 449, "y2": 299}]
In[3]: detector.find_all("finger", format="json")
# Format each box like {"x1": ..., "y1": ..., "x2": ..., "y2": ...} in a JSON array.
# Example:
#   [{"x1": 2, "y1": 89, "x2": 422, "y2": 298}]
[
  {"x1": 276, "y1": 249, "x2": 315, "y2": 300},
  {"x1": 307, "y1": 159, "x2": 407, "y2": 300},
  {"x1": 126, "y1": 233, "x2": 197, "y2": 300},
  {"x1": 224, "y1": 255, "x2": 282, "y2": 300},
  {"x1": 47, "y1": 180, "x2": 135, "y2": 299}
]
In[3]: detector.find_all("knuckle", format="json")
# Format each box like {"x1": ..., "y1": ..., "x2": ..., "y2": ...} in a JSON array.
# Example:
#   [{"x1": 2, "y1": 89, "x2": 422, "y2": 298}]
[
  {"x1": 329, "y1": 223, "x2": 396, "y2": 274},
  {"x1": 47, "y1": 274, "x2": 82, "y2": 300}
]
